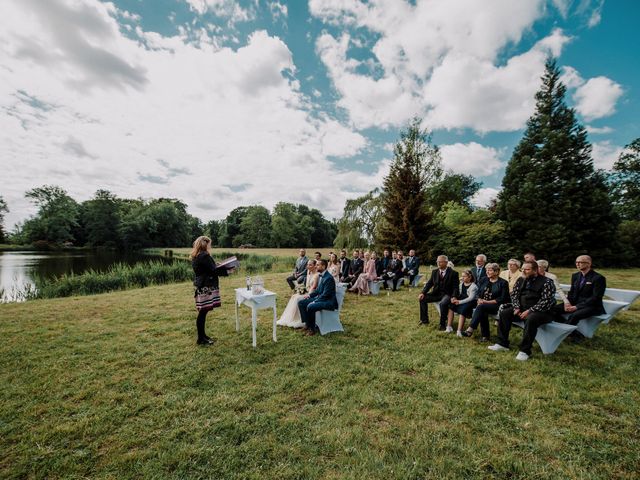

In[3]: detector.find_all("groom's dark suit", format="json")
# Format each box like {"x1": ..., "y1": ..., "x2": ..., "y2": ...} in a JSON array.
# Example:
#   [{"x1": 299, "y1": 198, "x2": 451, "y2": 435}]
[{"x1": 298, "y1": 270, "x2": 338, "y2": 331}]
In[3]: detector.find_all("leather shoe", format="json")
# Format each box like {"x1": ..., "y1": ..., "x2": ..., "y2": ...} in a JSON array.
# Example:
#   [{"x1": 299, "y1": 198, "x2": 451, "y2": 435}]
[
  {"x1": 438, "y1": 325, "x2": 446, "y2": 331},
  {"x1": 418, "y1": 321, "x2": 428, "y2": 326},
  {"x1": 197, "y1": 338, "x2": 214, "y2": 346}
]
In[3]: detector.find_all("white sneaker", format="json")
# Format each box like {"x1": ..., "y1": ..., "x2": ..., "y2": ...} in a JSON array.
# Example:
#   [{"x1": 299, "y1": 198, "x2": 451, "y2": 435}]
[
  {"x1": 487, "y1": 343, "x2": 509, "y2": 352},
  {"x1": 515, "y1": 351, "x2": 530, "y2": 361},
  {"x1": 456, "y1": 330, "x2": 463, "y2": 337},
  {"x1": 445, "y1": 326, "x2": 453, "y2": 333}
]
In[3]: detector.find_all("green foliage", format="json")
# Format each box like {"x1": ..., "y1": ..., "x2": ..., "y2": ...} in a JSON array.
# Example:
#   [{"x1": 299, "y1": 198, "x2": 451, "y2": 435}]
[
  {"x1": 238, "y1": 205, "x2": 272, "y2": 247},
  {"x1": 431, "y1": 202, "x2": 516, "y2": 264},
  {"x1": 497, "y1": 59, "x2": 617, "y2": 265},
  {"x1": 269, "y1": 202, "x2": 335, "y2": 248},
  {"x1": 79, "y1": 190, "x2": 122, "y2": 248},
  {"x1": 609, "y1": 138, "x2": 640, "y2": 220},
  {"x1": 378, "y1": 118, "x2": 442, "y2": 256},
  {"x1": 22, "y1": 185, "x2": 80, "y2": 245},
  {"x1": 426, "y1": 173, "x2": 481, "y2": 211},
  {"x1": 334, "y1": 188, "x2": 383, "y2": 250},
  {"x1": 615, "y1": 220, "x2": 640, "y2": 267}
]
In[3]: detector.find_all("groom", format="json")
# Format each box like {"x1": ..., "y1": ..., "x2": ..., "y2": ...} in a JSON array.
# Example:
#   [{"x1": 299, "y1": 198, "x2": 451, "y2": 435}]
[{"x1": 298, "y1": 259, "x2": 338, "y2": 336}]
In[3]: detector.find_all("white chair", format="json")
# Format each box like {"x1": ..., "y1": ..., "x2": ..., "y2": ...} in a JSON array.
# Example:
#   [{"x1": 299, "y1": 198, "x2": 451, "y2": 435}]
[
  {"x1": 369, "y1": 280, "x2": 384, "y2": 295},
  {"x1": 410, "y1": 274, "x2": 423, "y2": 288},
  {"x1": 315, "y1": 284, "x2": 346, "y2": 335},
  {"x1": 513, "y1": 320, "x2": 577, "y2": 355},
  {"x1": 574, "y1": 299, "x2": 628, "y2": 337}
]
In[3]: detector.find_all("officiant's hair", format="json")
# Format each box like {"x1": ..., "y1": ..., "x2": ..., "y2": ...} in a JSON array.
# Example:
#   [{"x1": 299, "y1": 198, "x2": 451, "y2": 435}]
[{"x1": 190, "y1": 236, "x2": 211, "y2": 259}]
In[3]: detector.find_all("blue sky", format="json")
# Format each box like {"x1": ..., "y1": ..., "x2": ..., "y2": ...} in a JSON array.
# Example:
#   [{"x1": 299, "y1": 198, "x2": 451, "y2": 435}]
[{"x1": 1, "y1": 0, "x2": 637, "y2": 229}]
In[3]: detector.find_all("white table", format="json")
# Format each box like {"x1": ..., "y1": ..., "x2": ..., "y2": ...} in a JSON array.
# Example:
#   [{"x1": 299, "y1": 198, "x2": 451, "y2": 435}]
[{"x1": 234, "y1": 288, "x2": 277, "y2": 348}]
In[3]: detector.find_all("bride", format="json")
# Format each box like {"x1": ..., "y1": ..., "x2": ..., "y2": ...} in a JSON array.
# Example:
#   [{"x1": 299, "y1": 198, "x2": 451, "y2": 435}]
[{"x1": 277, "y1": 259, "x2": 319, "y2": 328}]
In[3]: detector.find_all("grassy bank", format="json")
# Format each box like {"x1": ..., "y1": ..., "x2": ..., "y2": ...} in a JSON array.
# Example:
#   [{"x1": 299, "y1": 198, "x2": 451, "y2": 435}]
[{"x1": 1, "y1": 269, "x2": 638, "y2": 479}]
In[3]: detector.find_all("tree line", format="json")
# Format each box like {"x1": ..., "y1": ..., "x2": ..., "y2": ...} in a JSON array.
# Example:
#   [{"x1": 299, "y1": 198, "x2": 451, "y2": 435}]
[
  {"x1": 334, "y1": 59, "x2": 639, "y2": 267},
  {"x1": 1, "y1": 60, "x2": 637, "y2": 265},
  {"x1": 0, "y1": 188, "x2": 336, "y2": 251}
]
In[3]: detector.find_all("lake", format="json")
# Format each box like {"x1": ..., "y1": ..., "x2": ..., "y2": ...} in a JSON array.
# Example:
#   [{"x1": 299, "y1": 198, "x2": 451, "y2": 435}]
[{"x1": 0, "y1": 250, "x2": 166, "y2": 302}]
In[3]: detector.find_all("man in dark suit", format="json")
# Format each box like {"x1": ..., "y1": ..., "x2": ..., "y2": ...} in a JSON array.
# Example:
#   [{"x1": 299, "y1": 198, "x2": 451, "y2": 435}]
[
  {"x1": 286, "y1": 248, "x2": 308, "y2": 290},
  {"x1": 471, "y1": 254, "x2": 487, "y2": 284},
  {"x1": 404, "y1": 249, "x2": 420, "y2": 285},
  {"x1": 298, "y1": 259, "x2": 338, "y2": 335},
  {"x1": 338, "y1": 249, "x2": 351, "y2": 283},
  {"x1": 378, "y1": 249, "x2": 392, "y2": 277},
  {"x1": 552, "y1": 255, "x2": 606, "y2": 330},
  {"x1": 419, "y1": 255, "x2": 459, "y2": 329},
  {"x1": 345, "y1": 249, "x2": 363, "y2": 287}
]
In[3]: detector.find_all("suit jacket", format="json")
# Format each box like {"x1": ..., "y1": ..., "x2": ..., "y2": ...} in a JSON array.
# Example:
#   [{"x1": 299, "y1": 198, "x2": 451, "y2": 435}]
[
  {"x1": 309, "y1": 270, "x2": 339, "y2": 310},
  {"x1": 422, "y1": 267, "x2": 459, "y2": 297},
  {"x1": 405, "y1": 255, "x2": 420, "y2": 274},
  {"x1": 349, "y1": 258, "x2": 364, "y2": 277},
  {"x1": 294, "y1": 256, "x2": 308, "y2": 277},
  {"x1": 567, "y1": 269, "x2": 606, "y2": 314},
  {"x1": 390, "y1": 258, "x2": 404, "y2": 276},
  {"x1": 477, "y1": 276, "x2": 510, "y2": 305},
  {"x1": 380, "y1": 256, "x2": 392, "y2": 273},
  {"x1": 471, "y1": 265, "x2": 487, "y2": 284},
  {"x1": 339, "y1": 257, "x2": 351, "y2": 279}
]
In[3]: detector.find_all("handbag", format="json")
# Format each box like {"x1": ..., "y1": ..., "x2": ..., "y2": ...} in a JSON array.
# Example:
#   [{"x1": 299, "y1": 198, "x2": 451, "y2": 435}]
[{"x1": 195, "y1": 287, "x2": 221, "y2": 311}]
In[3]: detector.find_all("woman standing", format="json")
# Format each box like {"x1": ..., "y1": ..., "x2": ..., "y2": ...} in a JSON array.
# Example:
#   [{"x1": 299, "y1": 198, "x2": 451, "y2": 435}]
[{"x1": 191, "y1": 236, "x2": 229, "y2": 346}]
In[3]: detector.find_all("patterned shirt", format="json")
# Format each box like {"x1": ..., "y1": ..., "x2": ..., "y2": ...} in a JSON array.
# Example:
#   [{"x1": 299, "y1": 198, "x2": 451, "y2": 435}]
[{"x1": 511, "y1": 275, "x2": 556, "y2": 312}]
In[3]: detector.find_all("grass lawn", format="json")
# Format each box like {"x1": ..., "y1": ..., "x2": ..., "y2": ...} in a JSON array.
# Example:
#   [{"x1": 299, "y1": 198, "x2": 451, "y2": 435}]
[{"x1": 1, "y1": 268, "x2": 639, "y2": 479}]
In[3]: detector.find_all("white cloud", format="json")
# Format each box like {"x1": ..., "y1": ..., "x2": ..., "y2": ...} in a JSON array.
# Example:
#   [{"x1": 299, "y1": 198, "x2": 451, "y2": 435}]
[
  {"x1": 573, "y1": 76, "x2": 624, "y2": 120},
  {"x1": 560, "y1": 66, "x2": 584, "y2": 88},
  {"x1": 585, "y1": 125, "x2": 613, "y2": 135},
  {"x1": 0, "y1": 0, "x2": 373, "y2": 229},
  {"x1": 586, "y1": 0, "x2": 604, "y2": 27},
  {"x1": 440, "y1": 142, "x2": 504, "y2": 176},
  {"x1": 310, "y1": 0, "x2": 579, "y2": 132},
  {"x1": 591, "y1": 141, "x2": 623, "y2": 170},
  {"x1": 471, "y1": 187, "x2": 501, "y2": 208},
  {"x1": 184, "y1": 0, "x2": 253, "y2": 22},
  {"x1": 268, "y1": 1, "x2": 288, "y2": 21}
]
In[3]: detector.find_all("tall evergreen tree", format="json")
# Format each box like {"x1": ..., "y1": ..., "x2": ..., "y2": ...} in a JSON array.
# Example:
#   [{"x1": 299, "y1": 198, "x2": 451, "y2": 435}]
[
  {"x1": 609, "y1": 138, "x2": 640, "y2": 220},
  {"x1": 378, "y1": 118, "x2": 442, "y2": 256},
  {"x1": 497, "y1": 59, "x2": 616, "y2": 264},
  {"x1": 0, "y1": 196, "x2": 8, "y2": 243}
]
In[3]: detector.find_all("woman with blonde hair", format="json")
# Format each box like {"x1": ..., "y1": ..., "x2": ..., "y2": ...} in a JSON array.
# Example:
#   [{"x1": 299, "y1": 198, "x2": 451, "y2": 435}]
[
  {"x1": 191, "y1": 236, "x2": 229, "y2": 346},
  {"x1": 500, "y1": 258, "x2": 521, "y2": 293},
  {"x1": 349, "y1": 251, "x2": 378, "y2": 295},
  {"x1": 277, "y1": 259, "x2": 319, "y2": 328}
]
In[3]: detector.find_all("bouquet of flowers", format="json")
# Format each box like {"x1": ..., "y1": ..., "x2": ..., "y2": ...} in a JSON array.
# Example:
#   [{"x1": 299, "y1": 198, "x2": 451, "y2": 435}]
[{"x1": 295, "y1": 284, "x2": 307, "y2": 295}]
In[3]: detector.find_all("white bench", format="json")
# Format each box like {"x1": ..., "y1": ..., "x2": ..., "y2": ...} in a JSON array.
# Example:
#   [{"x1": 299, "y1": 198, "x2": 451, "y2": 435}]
[
  {"x1": 315, "y1": 284, "x2": 346, "y2": 335},
  {"x1": 409, "y1": 274, "x2": 423, "y2": 288},
  {"x1": 572, "y1": 299, "x2": 628, "y2": 338},
  {"x1": 512, "y1": 320, "x2": 577, "y2": 355},
  {"x1": 559, "y1": 284, "x2": 640, "y2": 312},
  {"x1": 368, "y1": 280, "x2": 384, "y2": 295}
]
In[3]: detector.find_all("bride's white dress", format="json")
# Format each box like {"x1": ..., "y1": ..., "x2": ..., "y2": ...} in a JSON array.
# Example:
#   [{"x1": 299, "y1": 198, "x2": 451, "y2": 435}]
[{"x1": 277, "y1": 272, "x2": 319, "y2": 328}]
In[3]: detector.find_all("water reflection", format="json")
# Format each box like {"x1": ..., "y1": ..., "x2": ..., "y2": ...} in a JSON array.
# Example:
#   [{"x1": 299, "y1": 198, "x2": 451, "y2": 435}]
[{"x1": 0, "y1": 251, "x2": 163, "y2": 302}]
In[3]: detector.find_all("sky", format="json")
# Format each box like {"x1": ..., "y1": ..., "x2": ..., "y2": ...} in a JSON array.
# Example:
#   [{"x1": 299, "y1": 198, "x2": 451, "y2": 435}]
[{"x1": 1, "y1": 0, "x2": 638, "y2": 230}]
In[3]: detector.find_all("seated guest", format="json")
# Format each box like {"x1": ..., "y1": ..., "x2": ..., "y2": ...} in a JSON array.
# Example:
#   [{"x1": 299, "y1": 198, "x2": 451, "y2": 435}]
[
  {"x1": 383, "y1": 251, "x2": 405, "y2": 291},
  {"x1": 471, "y1": 254, "x2": 487, "y2": 284},
  {"x1": 537, "y1": 259, "x2": 568, "y2": 304},
  {"x1": 489, "y1": 261, "x2": 556, "y2": 361},
  {"x1": 286, "y1": 248, "x2": 308, "y2": 291},
  {"x1": 500, "y1": 258, "x2": 522, "y2": 293},
  {"x1": 314, "y1": 251, "x2": 322, "y2": 261},
  {"x1": 404, "y1": 249, "x2": 420, "y2": 285},
  {"x1": 328, "y1": 253, "x2": 341, "y2": 284},
  {"x1": 338, "y1": 249, "x2": 351, "y2": 283},
  {"x1": 298, "y1": 259, "x2": 338, "y2": 336},
  {"x1": 349, "y1": 251, "x2": 378, "y2": 295},
  {"x1": 278, "y1": 260, "x2": 319, "y2": 328},
  {"x1": 461, "y1": 263, "x2": 509, "y2": 341},
  {"x1": 552, "y1": 255, "x2": 606, "y2": 337},
  {"x1": 446, "y1": 269, "x2": 478, "y2": 336},
  {"x1": 345, "y1": 249, "x2": 364, "y2": 286},
  {"x1": 378, "y1": 249, "x2": 391, "y2": 277},
  {"x1": 418, "y1": 255, "x2": 459, "y2": 330}
]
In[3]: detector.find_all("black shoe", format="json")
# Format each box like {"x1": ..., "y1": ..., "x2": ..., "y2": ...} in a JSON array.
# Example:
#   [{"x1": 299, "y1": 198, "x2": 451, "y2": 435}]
[
  {"x1": 479, "y1": 337, "x2": 490, "y2": 343},
  {"x1": 438, "y1": 325, "x2": 446, "y2": 331},
  {"x1": 197, "y1": 338, "x2": 214, "y2": 345},
  {"x1": 461, "y1": 330, "x2": 473, "y2": 337},
  {"x1": 419, "y1": 321, "x2": 429, "y2": 326}
]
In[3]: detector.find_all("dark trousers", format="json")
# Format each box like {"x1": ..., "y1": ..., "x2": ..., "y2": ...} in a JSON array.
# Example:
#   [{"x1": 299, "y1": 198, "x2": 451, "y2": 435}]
[
  {"x1": 419, "y1": 293, "x2": 450, "y2": 326},
  {"x1": 552, "y1": 303, "x2": 599, "y2": 325},
  {"x1": 286, "y1": 274, "x2": 305, "y2": 290},
  {"x1": 298, "y1": 298, "x2": 335, "y2": 330},
  {"x1": 469, "y1": 303, "x2": 500, "y2": 338},
  {"x1": 497, "y1": 306, "x2": 554, "y2": 355},
  {"x1": 196, "y1": 309, "x2": 209, "y2": 340},
  {"x1": 383, "y1": 272, "x2": 403, "y2": 290}
]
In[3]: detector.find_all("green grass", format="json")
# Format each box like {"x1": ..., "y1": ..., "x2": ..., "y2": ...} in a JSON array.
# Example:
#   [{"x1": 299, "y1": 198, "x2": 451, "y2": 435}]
[{"x1": 1, "y1": 268, "x2": 639, "y2": 479}]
